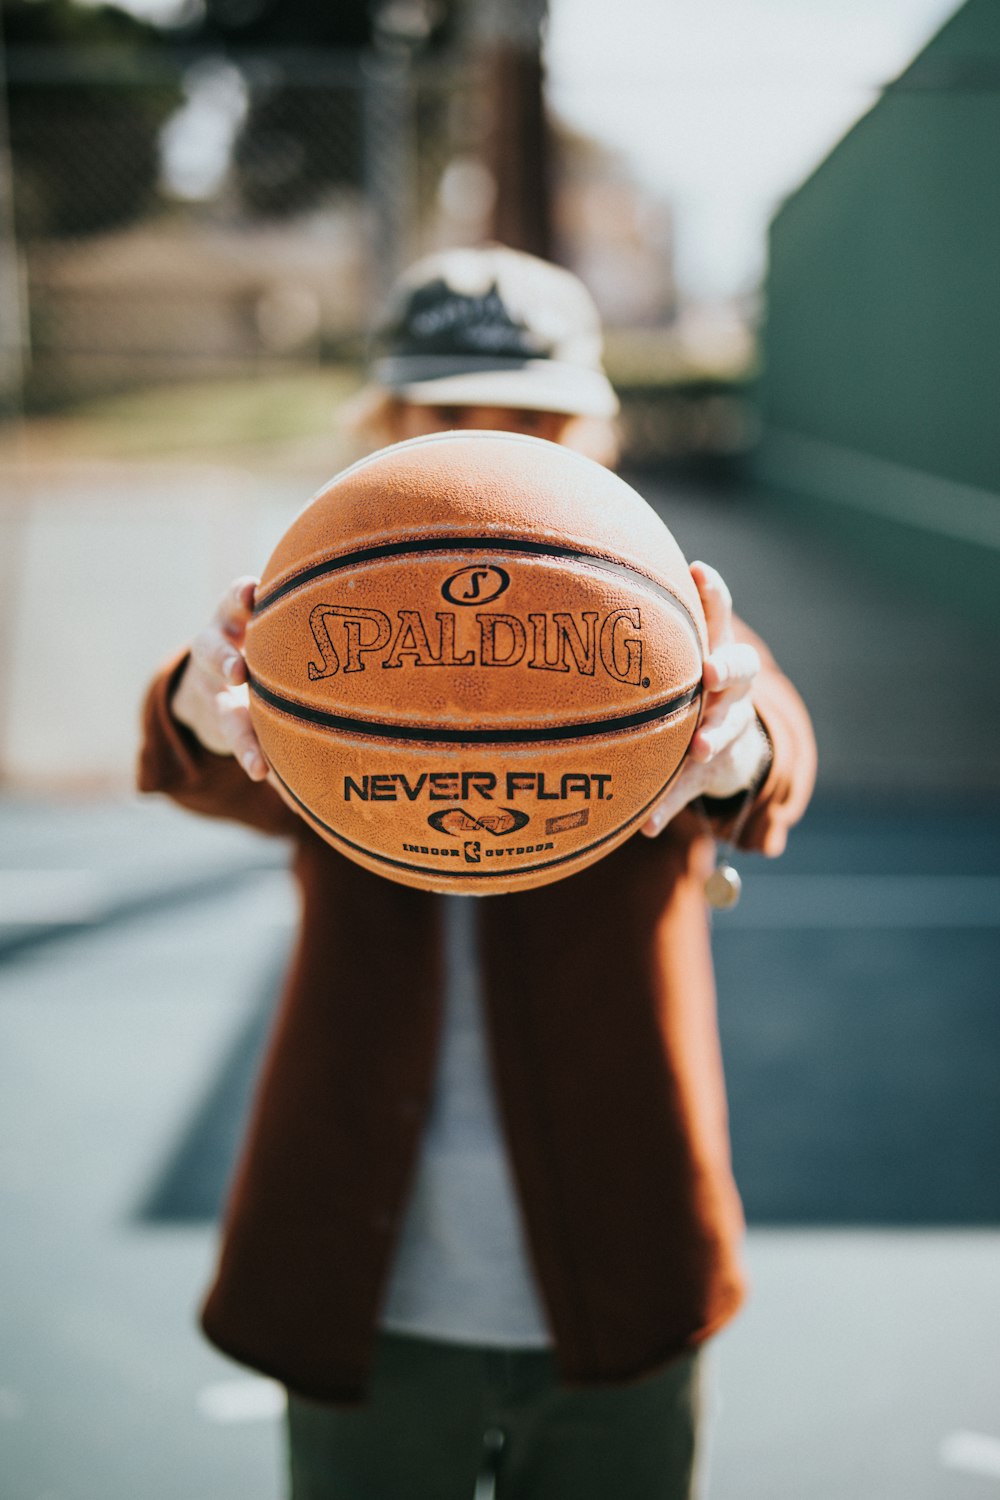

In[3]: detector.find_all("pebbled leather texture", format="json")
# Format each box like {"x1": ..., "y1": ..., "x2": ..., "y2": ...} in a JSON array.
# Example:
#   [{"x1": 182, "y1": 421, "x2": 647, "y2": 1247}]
[{"x1": 245, "y1": 432, "x2": 706, "y2": 894}]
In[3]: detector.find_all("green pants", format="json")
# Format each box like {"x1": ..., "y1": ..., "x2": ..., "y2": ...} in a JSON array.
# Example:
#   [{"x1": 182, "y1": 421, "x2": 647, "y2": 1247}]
[{"x1": 287, "y1": 1333, "x2": 704, "y2": 1500}]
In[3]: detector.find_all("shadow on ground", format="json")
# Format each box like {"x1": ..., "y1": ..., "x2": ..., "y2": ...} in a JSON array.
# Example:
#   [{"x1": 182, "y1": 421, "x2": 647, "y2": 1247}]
[{"x1": 138, "y1": 951, "x2": 286, "y2": 1223}]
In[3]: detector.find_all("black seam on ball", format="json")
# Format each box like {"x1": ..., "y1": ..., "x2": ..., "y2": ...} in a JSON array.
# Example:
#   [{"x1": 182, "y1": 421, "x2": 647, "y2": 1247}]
[
  {"x1": 253, "y1": 535, "x2": 702, "y2": 643},
  {"x1": 248, "y1": 675, "x2": 702, "y2": 744}
]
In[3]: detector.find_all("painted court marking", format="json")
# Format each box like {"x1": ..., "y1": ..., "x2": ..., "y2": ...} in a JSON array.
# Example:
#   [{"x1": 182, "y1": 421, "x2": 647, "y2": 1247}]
[
  {"x1": 0, "y1": 866, "x2": 296, "y2": 930},
  {"x1": 0, "y1": 870, "x2": 108, "y2": 924},
  {"x1": 198, "y1": 1378, "x2": 286, "y2": 1424},
  {"x1": 1, "y1": 869, "x2": 996, "y2": 932},
  {"x1": 939, "y1": 1431, "x2": 1000, "y2": 1480},
  {"x1": 718, "y1": 875, "x2": 1000, "y2": 929}
]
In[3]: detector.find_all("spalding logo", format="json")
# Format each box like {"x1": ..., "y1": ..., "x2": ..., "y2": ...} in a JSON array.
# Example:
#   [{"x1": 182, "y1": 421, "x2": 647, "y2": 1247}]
[
  {"x1": 307, "y1": 604, "x2": 645, "y2": 684},
  {"x1": 441, "y1": 564, "x2": 510, "y2": 605}
]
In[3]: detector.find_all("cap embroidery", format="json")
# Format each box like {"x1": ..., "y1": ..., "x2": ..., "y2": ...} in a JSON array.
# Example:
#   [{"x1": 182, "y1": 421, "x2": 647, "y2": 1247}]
[{"x1": 388, "y1": 280, "x2": 549, "y2": 360}]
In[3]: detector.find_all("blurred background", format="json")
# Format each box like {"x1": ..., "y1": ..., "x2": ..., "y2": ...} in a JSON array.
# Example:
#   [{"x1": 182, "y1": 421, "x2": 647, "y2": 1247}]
[{"x1": 1, "y1": 0, "x2": 998, "y2": 1496}]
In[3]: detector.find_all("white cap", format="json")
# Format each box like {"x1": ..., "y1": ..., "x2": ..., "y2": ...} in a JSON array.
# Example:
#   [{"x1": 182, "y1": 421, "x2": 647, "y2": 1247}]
[{"x1": 372, "y1": 245, "x2": 619, "y2": 419}]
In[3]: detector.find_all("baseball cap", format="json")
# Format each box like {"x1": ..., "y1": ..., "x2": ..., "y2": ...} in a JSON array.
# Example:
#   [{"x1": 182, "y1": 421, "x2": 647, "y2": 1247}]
[{"x1": 371, "y1": 245, "x2": 619, "y2": 419}]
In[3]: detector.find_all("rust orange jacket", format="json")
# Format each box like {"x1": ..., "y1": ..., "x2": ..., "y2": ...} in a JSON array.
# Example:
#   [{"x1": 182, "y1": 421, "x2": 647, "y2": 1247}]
[{"x1": 138, "y1": 624, "x2": 815, "y2": 1404}]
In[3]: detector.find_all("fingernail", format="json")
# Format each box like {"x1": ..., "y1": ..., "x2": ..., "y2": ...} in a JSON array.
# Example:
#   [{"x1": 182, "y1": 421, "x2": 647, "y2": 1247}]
[
  {"x1": 242, "y1": 749, "x2": 261, "y2": 776},
  {"x1": 222, "y1": 651, "x2": 240, "y2": 680}
]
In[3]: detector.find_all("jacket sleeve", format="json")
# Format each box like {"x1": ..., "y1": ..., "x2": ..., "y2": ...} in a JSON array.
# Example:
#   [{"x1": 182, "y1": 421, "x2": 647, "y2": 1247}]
[
  {"x1": 700, "y1": 617, "x2": 817, "y2": 858},
  {"x1": 137, "y1": 651, "x2": 301, "y2": 838}
]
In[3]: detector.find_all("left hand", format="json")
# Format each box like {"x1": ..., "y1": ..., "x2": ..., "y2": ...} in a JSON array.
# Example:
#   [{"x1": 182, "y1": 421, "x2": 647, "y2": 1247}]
[{"x1": 641, "y1": 561, "x2": 768, "y2": 838}]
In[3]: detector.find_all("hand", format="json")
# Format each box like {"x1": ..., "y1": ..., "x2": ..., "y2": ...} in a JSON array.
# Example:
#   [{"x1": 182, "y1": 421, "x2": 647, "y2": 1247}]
[
  {"x1": 641, "y1": 561, "x2": 768, "y2": 837},
  {"x1": 171, "y1": 577, "x2": 269, "y2": 781}
]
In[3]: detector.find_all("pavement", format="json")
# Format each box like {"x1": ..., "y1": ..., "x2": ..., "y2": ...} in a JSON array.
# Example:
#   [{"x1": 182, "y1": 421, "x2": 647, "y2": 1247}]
[{"x1": 1, "y1": 466, "x2": 999, "y2": 1499}]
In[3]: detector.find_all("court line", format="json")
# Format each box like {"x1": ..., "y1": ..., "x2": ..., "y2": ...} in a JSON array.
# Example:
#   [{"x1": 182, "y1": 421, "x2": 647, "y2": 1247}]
[
  {"x1": 2, "y1": 869, "x2": 997, "y2": 940},
  {"x1": 716, "y1": 875, "x2": 1000, "y2": 929},
  {"x1": 198, "y1": 1378, "x2": 286, "y2": 1424},
  {"x1": 0, "y1": 859, "x2": 288, "y2": 963},
  {"x1": 760, "y1": 429, "x2": 1000, "y2": 551},
  {"x1": 0, "y1": 870, "x2": 109, "y2": 924},
  {"x1": 939, "y1": 1430, "x2": 1000, "y2": 1479}
]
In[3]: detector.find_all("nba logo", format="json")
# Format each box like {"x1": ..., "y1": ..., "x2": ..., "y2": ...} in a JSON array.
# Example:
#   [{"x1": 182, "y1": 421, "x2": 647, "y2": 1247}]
[{"x1": 463, "y1": 841, "x2": 481, "y2": 864}]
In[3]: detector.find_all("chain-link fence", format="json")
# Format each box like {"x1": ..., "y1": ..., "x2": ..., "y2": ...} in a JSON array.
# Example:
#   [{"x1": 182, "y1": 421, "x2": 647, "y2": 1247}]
[
  {"x1": 0, "y1": 41, "x2": 763, "y2": 471},
  {"x1": 0, "y1": 47, "x2": 489, "y2": 412}
]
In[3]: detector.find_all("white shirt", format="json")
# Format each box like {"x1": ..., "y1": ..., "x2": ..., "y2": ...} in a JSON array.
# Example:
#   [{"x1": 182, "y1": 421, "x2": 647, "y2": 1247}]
[{"x1": 380, "y1": 896, "x2": 552, "y2": 1347}]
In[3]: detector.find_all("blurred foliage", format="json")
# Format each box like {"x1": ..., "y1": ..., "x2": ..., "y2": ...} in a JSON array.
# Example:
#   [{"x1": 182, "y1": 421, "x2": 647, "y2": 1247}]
[
  {"x1": 230, "y1": 76, "x2": 366, "y2": 217},
  {"x1": 3, "y1": 0, "x2": 183, "y2": 238},
  {"x1": 186, "y1": 0, "x2": 457, "y2": 52},
  {"x1": 2, "y1": 0, "x2": 467, "y2": 229},
  {"x1": 206, "y1": 0, "x2": 461, "y2": 216}
]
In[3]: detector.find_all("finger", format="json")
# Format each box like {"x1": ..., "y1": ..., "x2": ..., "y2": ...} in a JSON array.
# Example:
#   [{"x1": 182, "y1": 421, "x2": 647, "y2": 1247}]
[
  {"x1": 694, "y1": 662, "x2": 757, "y2": 742},
  {"x1": 215, "y1": 576, "x2": 259, "y2": 644},
  {"x1": 191, "y1": 623, "x2": 246, "y2": 686},
  {"x1": 690, "y1": 561, "x2": 734, "y2": 652},
  {"x1": 690, "y1": 694, "x2": 755, "y2": 762},
  {"x1": 217, "y1": 696, "x2": 268, "y2": 779},
  {"x1": 702, "y1": 641, "x2": 760, "y2": 695},
  {"x1": 640, "y1": 762, "x2": 704, "y2": 837}
]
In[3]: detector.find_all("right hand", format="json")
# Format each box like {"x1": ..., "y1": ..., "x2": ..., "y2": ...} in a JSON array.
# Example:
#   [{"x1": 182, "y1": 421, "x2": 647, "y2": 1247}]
[{"x1": 172, "y1": 577, "x2": 269, "y2": 781}]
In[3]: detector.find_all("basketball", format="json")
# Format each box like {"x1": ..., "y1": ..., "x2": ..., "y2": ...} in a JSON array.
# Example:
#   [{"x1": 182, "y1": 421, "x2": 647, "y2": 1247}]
[{"x1": 244, "y1": 431, "x2": 707, "y2": 895}]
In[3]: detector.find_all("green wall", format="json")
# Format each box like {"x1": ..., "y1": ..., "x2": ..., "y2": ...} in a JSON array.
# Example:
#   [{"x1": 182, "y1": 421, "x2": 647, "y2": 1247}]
[{"x1": 757, "y1": 0, "x2": 1000, "y2": 628}]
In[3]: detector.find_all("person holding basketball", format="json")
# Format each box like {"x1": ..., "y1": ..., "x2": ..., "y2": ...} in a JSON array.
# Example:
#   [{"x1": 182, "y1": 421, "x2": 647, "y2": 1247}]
[{"x1": 140, "y1": 246, "x2": 816, "y2": 1500}]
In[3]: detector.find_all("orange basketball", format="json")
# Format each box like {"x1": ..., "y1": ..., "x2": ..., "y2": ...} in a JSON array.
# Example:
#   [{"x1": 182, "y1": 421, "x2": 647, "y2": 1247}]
[{"x1": 245, "y1": 431, "x2": 707, "y2": 894}]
